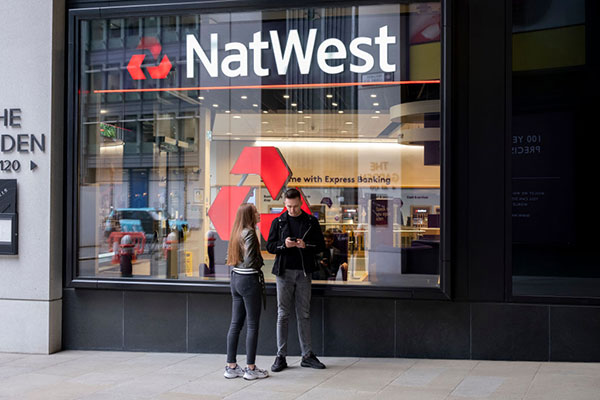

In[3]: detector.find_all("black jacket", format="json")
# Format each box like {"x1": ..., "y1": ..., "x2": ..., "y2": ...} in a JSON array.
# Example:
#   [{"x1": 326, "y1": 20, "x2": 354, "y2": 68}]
[
  {"x1": 314, "y1": 246, "x2": 347, "y2": 280},
  {"x1": 266, "y1": 211, "x2": 325, "y2": 276},
  {"x1": 237, "y1": 228, "x2": 264, "y2": 270}
]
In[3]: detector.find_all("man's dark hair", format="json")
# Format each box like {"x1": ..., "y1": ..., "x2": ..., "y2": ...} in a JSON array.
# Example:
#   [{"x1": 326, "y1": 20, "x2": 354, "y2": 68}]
[
  {"x1": 284, "y1": 188, "x2": 301, "y2": 200},
  {"x1": 323, "y1": 230, "x2": 334, "y2": 240}
]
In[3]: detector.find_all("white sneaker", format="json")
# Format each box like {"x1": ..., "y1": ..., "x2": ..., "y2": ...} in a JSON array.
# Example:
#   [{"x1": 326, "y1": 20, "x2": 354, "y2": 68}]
[
  {"x1": 224, "y1": 365, "x2": 244, "y2": 379},
  {"x1": 243, "y1": 366, "x2": 269, "y2": 380}
]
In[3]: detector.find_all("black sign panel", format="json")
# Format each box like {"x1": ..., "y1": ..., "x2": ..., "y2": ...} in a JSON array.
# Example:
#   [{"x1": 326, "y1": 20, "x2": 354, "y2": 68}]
[
  {"x1": 0, "y1": 179, "x2": 17, "y2": 255},
  {"x1": 0, "y1": 179, "x2": 17, "y2": 213}
]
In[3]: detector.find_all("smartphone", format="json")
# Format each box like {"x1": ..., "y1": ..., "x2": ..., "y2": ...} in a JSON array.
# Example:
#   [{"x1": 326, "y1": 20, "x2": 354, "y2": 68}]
[{"x1": 289, "y1": 237, "x2": 297, "y2": 241}]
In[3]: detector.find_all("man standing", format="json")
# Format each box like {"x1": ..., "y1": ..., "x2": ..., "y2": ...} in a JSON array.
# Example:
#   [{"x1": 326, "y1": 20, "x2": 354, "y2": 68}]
[{"x1": 266, "y1": 188, "x2": 326, "y2": 372}]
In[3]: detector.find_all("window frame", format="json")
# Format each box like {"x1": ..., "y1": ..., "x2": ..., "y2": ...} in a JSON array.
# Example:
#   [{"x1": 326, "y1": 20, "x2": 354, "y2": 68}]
[{"x1": 65, "y1": 0, "x2": 452, "y2": 300}]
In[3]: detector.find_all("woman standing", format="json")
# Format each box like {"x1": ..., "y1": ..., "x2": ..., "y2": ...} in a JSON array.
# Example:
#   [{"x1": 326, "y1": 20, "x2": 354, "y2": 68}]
[{"x1": 224, "y1": 203, "x2": 269, "y2": 380}]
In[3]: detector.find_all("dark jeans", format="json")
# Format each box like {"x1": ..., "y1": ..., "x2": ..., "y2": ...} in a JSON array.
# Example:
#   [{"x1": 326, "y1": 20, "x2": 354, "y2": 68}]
[{"x1": 227, "y1": 272, "x2": 262, "y2": 365}]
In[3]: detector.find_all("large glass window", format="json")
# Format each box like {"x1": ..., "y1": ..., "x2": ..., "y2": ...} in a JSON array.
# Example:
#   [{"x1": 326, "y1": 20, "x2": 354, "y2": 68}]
[
  {"x1": 511, "y1": 0, "x2": 600, "y2": 298},
  {"x1": 77, "y1": 2, "x2": 442, "y2": 288}
]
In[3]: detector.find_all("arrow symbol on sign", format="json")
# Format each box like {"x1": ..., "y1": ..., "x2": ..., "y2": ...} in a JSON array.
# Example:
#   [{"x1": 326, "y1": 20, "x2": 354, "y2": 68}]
[{"x1": 30, "y1": 161, "x2": 38, "y2": 171}]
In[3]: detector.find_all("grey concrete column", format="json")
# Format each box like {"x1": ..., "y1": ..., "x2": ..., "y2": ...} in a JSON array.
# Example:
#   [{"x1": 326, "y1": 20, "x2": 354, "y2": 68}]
[{"x1": 0, "y1": 0, "x2": 65, "y2": 353}]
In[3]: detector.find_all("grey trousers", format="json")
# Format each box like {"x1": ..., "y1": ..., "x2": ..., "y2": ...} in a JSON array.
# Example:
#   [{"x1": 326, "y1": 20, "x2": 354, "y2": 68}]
[{"x1": 276, "y1": 269, "x2": 312, "y2": 357}]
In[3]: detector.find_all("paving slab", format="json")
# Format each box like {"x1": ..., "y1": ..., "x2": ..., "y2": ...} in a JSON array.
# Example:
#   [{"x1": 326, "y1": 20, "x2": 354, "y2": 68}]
[{"x1": 0, "y1": 351, "x2": 597, "y2": 399}]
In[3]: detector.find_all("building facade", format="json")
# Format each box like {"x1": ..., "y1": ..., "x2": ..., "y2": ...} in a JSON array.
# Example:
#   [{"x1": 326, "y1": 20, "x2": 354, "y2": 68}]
[{"x1": 1, "y1": 0, "x2": 599, "y2": 361}]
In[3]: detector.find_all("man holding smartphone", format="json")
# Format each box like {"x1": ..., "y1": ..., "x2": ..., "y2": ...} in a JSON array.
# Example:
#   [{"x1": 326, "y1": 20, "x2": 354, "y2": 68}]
[{"x1": 266, "y1": 188, "x2": 326, "y2": 372}]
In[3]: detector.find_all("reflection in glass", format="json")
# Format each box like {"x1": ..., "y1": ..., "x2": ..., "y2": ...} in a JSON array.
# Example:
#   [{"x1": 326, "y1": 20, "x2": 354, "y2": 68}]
[
  {"x1": 77, "y1": 2, "x2": 442, "y2": 288},
  {"x1": 511, "y1": 0, "x2": 600, "y2": 298}
]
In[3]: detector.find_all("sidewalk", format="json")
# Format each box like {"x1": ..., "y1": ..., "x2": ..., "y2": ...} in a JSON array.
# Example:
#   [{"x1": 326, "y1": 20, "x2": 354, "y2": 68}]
[{"x1": 0, "y1": 351, "x2": 599, "y2": 399}]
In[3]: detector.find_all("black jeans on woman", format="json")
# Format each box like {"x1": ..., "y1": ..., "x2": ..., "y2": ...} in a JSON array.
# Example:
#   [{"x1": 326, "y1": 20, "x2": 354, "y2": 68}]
[{"x1": 227, "y1": 272, "x2": 262, "y2": 365}]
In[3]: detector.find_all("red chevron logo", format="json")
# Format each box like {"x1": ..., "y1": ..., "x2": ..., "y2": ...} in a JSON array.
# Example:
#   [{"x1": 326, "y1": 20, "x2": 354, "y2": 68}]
[
  {"x1": 208, "y1": 146, "x2": 311, "y2": 241},
  {"x1": 127, "y1": 37, "x2": 172, "y2": 80}
]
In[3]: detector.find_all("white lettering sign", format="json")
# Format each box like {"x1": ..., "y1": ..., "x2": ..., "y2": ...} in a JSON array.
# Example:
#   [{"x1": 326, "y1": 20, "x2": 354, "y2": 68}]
[{"x1": 186, "y1": 26, "x2": 397, "y2": 79}]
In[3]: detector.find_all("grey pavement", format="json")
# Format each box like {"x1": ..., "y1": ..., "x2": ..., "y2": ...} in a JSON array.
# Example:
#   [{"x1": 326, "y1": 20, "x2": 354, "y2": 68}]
[{"x1": 0, "y1": 351, "x2": 599, "y2": 399}]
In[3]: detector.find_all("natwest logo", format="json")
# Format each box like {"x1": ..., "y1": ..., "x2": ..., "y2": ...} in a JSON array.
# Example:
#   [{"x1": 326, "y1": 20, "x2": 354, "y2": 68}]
[
  {"x1": 127, "y1": 37, "x2": 172, "y2": 80},
  {"x1": 186, "y1": 26, "x2": 397, "y2": 79},
  {"x1": 208, "y1": 146, "x2": 311, "y2": 241}
]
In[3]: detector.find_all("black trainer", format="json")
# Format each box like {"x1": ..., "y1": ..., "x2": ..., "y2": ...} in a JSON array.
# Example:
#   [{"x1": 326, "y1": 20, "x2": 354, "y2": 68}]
[
  {"x1": 271, "y1": 355, "x2": 287, "y2": 372},
  {"x1": 301, "y1": 352, "x2": 326, "y2": 369}
]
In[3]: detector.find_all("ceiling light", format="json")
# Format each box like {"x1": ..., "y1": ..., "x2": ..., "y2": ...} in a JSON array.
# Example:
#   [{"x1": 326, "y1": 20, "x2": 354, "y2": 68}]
[
  {"x1": 345, "y1": 121, "x2": 353, "y2": 125},
  {"x1": 241, "y1": 95, "x2": 247, "y2": 99},
  {"x1": 370, "y1": 94, "x2": 377, "y2": 98},
  {"x1": 291, "y1": 103, "x2": 297, "y2": 107},
  {"x1": 375, "y1": 110, "x2": 381, "y2": 114},
  {"x1": 338, "y1": 111, "x2": 344, "y2": 114},
  {"x1": 262, "y1": 121, "x2": 269, "y2": 124},
  {"x1": 341, "y1": 130, "x2": 348, "y2": 133},
  {"x1": 225, "y1": 110, "x2": 231, "y2": 113},
  {"x1": 326, "y1": 94, "x2": 333, "y2": 98},
  {"x1": 298, "y1": 121, "x2": 306, "y2": 124},
  {"x1": 263, "y1": 110, "x2": 268, "y2": 114},
  {"x1": 298, "y1": 110, "x2": 303, "y2": 114},
  {"x1": 304, "y1": 115, "x2": 311, "y2": 119},
  {"x1": 293, "y1": 134, "x2": 300, "y2": 136},
  {"x1": 332, "y1": 102, "x2": 338, "y2": 107},
  {"x1": 212, "y1": 104, "x2": 219, "y2": 108},
  {"x1": 371, "y1": 116, "x2": 379, "y2": 119},
  {"x1": 267, "y1": 130, "x2": 273, "y2": 133},
  {"x1": 373, "y1": 102, "x2": 379, "y2": 106},
  {"x1": 234, "y1": 137, "x2": 241, "y2": 140},
  {"x1": 233, "y1": 115, "x2": 241, "y2": 119},
  {"x1": 298, "y1": 130, "x2": 305, "y2": 133},
  {"x1": 283, "y1": 94, "x2": 290, "y2": 99},
  {"x1": 100, "y1": 109, "x2": 108, "y2": 114},
  {"x1": 252, "y1": 104, "x2": 258, "y2": 107},
  {"x1": 226, "y1": 132, "x2": 232, "y2": 135},
  {"x1": 198, "y1": 96, "x2": 204, "y2": 100}
]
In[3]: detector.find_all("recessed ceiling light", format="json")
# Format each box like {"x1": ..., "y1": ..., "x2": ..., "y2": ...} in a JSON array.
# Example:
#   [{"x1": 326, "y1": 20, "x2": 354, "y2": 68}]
[
  {"x1": 298, "y1": 130, "x2": 305, "y2": 133},
  {"x1": 373, "y1": 102, "x2": 379, "y2": 106},
  {"x1": 293, "y1": 133, "x2": 300, "y2": 136},
  {"x1": 233, "y1": 115, "x2": 241, "y2": 119},
  {"x1": 332, "y1": 102, "x2": 338, "y2": 107},
  {"x1": 212, "y1": 104, "x2": 219, "y2": 108},
  {"x1": 291, "y1": 103, "x2": 297, "y2": 107},
  {"x1": 263, "y1": 110, "x2": 268, "y2": 114},
  {"x1": 283, "y1": 94, "x2": 290, "y2": 99},
  {"x1": 375, "y1": 110, "x2": 381, "y2": 114},
  {"x1": 298, "y1": 110, "x2": 303, "y2": 114},
  {"x1": 226, "y1": 132, "x2": 232, "y2": 135},
  {"x1": 370, "y1": 94, "x2": 377, "y2": 98},
  {"x1": 234, "y1": 137, "x2": 241, "y2": 140},
  {"x1": 262, "y1": 121, "x2": 269, "y2": 124},
  {"x1": 241, "y1": 95, "x2": 247, "y2": 99},
  {"x1": 100, "y1": 109, "x2": 107, "y2": 114},
  {"x1": 225, "y1": 110, "x2": 231, "y2": 113},
  {"x1": 198, "y1": 96, "x2": 204, "y2": 100},
  {"x1": 326, "y1": 94, "x2": 333, "y2": 98},
  {"x1": 345, "y1": 121, "x2": 353, "y2": 125},
  {"x1": 252, "y1": 104, "x2": 258, "y2": 107},
  {"x1": 338, "y1": 111, "x2": 344, "y2": 114},
  {"x1": 304, "y1": 115, "x2": 311, "y2": 119},
  {"x1": 371, "y1": 116, "x2": 379, "y2": 119},
  {"x1": 298, "y1": 121, "x2": 305, "y2": 124}
]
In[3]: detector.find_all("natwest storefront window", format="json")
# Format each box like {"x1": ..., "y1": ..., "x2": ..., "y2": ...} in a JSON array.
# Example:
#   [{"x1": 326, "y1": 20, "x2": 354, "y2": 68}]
[{"x1": 76, "y1": 2, "x2": 442, "y2": 288}]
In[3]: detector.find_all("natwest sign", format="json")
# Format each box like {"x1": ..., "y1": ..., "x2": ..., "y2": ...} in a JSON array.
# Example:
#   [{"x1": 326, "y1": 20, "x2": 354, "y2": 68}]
[{"x1": 186, "y1": 26, "x2": 397, "y2": 79}]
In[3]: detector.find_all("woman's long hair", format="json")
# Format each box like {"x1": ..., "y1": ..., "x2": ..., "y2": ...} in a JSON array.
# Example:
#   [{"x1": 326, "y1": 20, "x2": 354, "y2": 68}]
[{"x1": 226, "y1": 203, "x2": 258, "y2": 266}]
